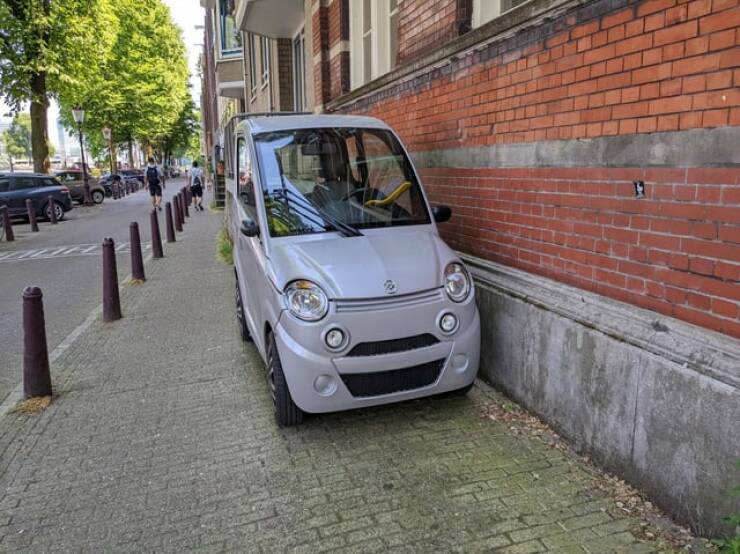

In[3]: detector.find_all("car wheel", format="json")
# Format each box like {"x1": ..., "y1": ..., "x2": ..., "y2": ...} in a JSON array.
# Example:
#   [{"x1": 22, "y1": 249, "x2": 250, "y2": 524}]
[
  {"x1": 235, "y1": 279, "x2": 252, "y2": 342},
  {"x1": 266, "y1": 332, "x2": 304, "y2": 427},
  {"x1": 45, "y1": 201, "x2": 64, "y2": 221},
  {"x1": 91, "y1": 190, "x2": 104, "y2": 204}
]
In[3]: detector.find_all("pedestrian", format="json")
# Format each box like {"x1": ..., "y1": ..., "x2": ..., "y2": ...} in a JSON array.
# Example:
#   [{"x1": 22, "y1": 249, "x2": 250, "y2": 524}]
[
  {"x1": 189, "y1": 161, "x2": 205, "y2": 212},
  {"x1": 144, "y1": 157, "x2": 163, "y2": 211}
]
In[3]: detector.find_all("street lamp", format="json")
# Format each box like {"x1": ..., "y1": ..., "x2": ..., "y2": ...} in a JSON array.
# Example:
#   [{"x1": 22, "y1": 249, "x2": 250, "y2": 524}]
[{"x1": 71, "y1": 106, "x2": 93, "y2": 206}]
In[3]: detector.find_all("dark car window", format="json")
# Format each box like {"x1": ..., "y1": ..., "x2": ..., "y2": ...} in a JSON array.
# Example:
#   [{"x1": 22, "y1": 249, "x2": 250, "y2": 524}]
[
  {"x1": 0, "y1": 178, "x2": 9, "y2": 192},
  {"x1": 10, "y1": 178, "x2": 36, "y2": 191},
  {"x1": 43, "y1": 179, "x2": 59, "y2": 187}
]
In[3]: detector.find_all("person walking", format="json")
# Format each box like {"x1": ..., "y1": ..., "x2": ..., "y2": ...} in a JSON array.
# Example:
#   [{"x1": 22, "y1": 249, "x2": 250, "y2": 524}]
[
  {"x1": 144, "y1": 157, "x2": 163, "y2": 211},
  {"x1": 189, "y1": 161, "x2": 205, "y2": 211}
]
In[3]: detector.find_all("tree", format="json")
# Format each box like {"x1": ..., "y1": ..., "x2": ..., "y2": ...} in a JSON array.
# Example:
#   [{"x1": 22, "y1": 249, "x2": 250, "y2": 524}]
[
  {"x1": 161, "y1": 101, "x2": 200, "y2": 165},
  {"x1": 0, "y1": 0, "x2": 116, "y2": 173},
  {"x1": 3, "y1": 113, "x2": 32, "y2": 167},
  {"x1": 57, "y1": 0, "x2": 190, "y2": 168}
]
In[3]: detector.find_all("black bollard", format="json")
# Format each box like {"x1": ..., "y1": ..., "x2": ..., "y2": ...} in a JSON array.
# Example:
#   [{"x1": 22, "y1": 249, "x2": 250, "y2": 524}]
[
  {"x1": 48, "y1": 196, "x2": 57, "y2": 224},
  {"x1": 174, "y1": 195, "x2": 183, "y2": 233},
  {"x1": 165, "y1": 202, "x2": 176, "y2": 243},
  {"x1": 23, "y1": 286, "x2": 52, "y2": 398},
  {"x1": 130, "y1": 222, "x2": 146, "y2": 282},
  {"x1": 26, "y1": 199, "x2": 39, "y2": 232},
  {"x1": 183, "y1": 191, "x2": 190, "y2": 218},
  {"x1": 102, "y1": 238, "x2": 122, "y2": 322},
  {"x1": 179, "y1": 191, "x2": 187, "y2": 223},
  {"x1": 150, "y1": 209, "x2": 164, "y2": 259},
  {"x1": 1, "y1": 206, "x2": 14, "y2": 241}
]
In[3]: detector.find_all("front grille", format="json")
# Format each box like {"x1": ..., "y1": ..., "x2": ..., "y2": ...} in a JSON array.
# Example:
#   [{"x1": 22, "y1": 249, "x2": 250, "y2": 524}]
[
  {"x1": 335, "y1": 288, "x2": 444, "y2": 314},
  {"x1": 340, "y1": 359, "x2": 445, "y2": 397},
  {"x1": 346, "y1": 334, "x2": 440, "y2": 357}
]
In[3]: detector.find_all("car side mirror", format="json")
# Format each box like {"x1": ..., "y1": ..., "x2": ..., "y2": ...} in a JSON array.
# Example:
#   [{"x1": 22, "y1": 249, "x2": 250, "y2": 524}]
[
  {"x1": 432, "y1": 205, "x2": 452, "y2": 223},
  {"x1": 240, "y1": 218, "x2": 260, "y2": 238}
]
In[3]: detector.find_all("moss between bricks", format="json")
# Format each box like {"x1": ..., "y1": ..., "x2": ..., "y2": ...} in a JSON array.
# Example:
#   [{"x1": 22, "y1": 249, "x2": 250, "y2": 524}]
[{"x1": 216, "y1": 227, "x2": 233, "y2": 266}]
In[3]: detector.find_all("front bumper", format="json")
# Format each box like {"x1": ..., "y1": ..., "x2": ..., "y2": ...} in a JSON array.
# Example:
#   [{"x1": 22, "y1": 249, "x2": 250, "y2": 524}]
[{"x1": 273, "y1": 289, "x2": 481, "y2": 414}]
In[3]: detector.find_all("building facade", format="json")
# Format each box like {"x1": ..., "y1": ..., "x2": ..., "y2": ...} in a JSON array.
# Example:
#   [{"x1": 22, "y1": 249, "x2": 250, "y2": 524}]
[{"x1": 206, "y1": 0, "x2": 740, "y2": 535}]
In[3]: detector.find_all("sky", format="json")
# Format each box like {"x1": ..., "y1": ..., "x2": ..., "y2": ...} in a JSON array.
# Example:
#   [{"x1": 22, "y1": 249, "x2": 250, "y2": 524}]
[{"x1": 3, "y1": 0, "x2": 205, "y2": 148}]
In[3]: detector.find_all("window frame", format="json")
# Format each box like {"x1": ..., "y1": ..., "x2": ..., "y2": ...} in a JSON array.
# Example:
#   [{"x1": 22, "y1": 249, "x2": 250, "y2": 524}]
[
  {"x1": 472, "y1": 0, "x2": 532, "y2": 28},
  {"x1": 248, "y1": 33, "x2": 258, "y2": 99},
  {"x1": 217, "y1": 0, "x2": 242, "y2": 58},
  {"x1": 260, "y1": 36, "x2": 270, "y2": 89},
  {"x1": 292, "y1": 28, "x2": 306, "y2": 112},
  {"x1": 350, "y1": 0, "x2": 398, "y2": 90}
]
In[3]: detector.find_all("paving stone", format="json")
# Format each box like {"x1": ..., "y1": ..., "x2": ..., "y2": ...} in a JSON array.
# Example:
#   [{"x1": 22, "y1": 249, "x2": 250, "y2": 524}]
[{"x1": 0, "y1": 204, "x2": 669, "y2": 552}]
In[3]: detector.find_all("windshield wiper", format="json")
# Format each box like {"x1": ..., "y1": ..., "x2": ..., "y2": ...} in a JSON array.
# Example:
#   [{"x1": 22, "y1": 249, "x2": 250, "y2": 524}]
[{"x1": 271, "y1": 188, "x2": 363, "y2": 238}]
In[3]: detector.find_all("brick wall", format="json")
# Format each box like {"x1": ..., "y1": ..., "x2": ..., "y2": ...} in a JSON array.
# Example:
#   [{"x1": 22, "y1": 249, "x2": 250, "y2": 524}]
[
  {"x1": 398, "y1": 0, "x2": 471, "y2": 64},
  {"x1": 331, "y1": 0, "x2": 740, "y2": 338}
]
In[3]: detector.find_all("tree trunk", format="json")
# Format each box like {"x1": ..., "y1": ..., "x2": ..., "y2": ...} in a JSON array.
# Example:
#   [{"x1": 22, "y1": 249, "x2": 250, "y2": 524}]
[
  {"x1": 30, "y1": 72, "x2": 49, "y2": 174},
  {"x1": 127, "y1": 139, "x2": 134, "y2": 169}
]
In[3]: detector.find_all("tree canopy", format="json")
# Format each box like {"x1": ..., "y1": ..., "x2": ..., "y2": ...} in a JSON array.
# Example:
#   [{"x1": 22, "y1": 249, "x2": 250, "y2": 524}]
[
  {"x1": 0, "y1": 0, "x2": 195, "y2": 171},
  {"x1": 2, "y1": 112, "x2": 32, "y2": 162}
]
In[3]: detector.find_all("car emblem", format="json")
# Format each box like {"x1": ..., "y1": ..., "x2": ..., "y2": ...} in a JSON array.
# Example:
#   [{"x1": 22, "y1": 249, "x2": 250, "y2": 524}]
[{"x1": 384, "y1": 280, "x2": 398, "y2": 295}]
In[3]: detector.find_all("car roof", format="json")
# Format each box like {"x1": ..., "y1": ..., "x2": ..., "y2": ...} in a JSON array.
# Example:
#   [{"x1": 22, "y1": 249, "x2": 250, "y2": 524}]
[
  {"x1": 0, "y1": 172, "x2": 53, "y2": 178},
  {"x1": 241, "y1": 114, "x2": 391, "y2": 135}
]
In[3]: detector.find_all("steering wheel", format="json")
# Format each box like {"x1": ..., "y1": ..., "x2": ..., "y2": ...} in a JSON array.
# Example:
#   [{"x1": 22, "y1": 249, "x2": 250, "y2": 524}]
[{"x1": 341, "y1": 186, "x2": 376, "y2": 202}]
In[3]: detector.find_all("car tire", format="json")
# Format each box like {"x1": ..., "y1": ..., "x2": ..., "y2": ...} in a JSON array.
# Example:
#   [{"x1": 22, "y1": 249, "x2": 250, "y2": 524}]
[
  {"x1": 91, "y1": 190, "x2": 104, "y2": 204},
  {"x1": 267, "y1": 332, "x2": 304, "y2": 427},
  {"x1": 44, "y1": 200, "x2": 64, "y2": 222},
  {"x1": 235, "y1": 279, "x2": 252, "y2": 342}
]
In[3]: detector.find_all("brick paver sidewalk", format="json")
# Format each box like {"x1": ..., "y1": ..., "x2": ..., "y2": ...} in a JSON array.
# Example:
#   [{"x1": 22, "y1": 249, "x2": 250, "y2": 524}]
[{"x1": 0, "y1": 204, "x2": 671, "y2": 552}]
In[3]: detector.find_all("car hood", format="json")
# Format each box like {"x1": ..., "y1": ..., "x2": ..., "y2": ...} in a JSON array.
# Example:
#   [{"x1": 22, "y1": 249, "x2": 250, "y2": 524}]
[{"x1": 269, "y1": 229, "x2": 459, "y2": 299}]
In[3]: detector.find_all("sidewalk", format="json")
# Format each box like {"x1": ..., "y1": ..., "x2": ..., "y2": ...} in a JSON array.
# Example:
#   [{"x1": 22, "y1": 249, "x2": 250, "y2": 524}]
[{"x1": 0, "y1": 204, "x2": 685, "y2": 552}]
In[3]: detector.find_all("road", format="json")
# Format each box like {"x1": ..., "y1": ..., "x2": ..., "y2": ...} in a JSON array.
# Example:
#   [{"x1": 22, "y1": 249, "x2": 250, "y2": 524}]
[{"x1": 0, "y1": 178, "x2": 196, "y2": 404}]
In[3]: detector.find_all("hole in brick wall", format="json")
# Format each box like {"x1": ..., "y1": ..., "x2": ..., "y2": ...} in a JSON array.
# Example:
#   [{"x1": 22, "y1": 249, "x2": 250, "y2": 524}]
[{"x1": 634, "y1": 180, "x2": 646, "y2": 198}]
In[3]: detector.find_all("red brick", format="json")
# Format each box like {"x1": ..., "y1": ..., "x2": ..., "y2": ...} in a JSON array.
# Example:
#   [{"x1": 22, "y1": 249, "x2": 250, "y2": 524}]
[
  {"x1": 645, "y1": 12, "x2": 666, "y2": 31},
  {"x1": 649, "y1": 94, "x2": 693, "y2": 113},
  {"x1": 715, "y1": 261, "x2": 740, "y2": 280},
  {"x1": 712, "y1": 298, "x2": 739, "y2": 319},
  {"x1": 685, "y1": 35, "x2": 710, "y2": 56},
  {"x1": 709, "y1": 29, "x2": 736, "y2": 51},
  {"x1": 702, "y1": 108, "x2": 729, "y2": 125},
  {"x1": 689, "y1": 256, "x2": 716, "y2": 274},
  {"x1": 699, "y1": 7, "x2": 740, "y2": 33},
  {"x1": 688, "y1": 0, "x2": 713, "y2": 18},
  {"x1": 719, "y1": 224, "x2": 740, "y2": 242},
  {"x1": 654, "y1": 20, "x2": 699, "y2": 46},
  {"x1": 638, "y1": 0, "x2": 677, "y2": 17},
  {"x1": 682, "y1": 74, "x2": 707, "y2": 93},
  {"x1": 672, "y1": 53, "x2": 721, "y2": 76}
]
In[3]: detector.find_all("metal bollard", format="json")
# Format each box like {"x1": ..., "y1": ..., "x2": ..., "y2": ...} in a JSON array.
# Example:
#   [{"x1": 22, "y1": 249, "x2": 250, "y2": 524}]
[
  {"x1": 165, "y1": 202, "x2": 176, "y2": 243},
  {"x1": 150, "y1": 209, "x2": 164, "y2": 259},
  {"x1": 174, "y1": 195, "x2": 183, "y2": 233},
  {"x1": 48, "y1": 196, "x2": 58, "y2": 224},
  {"x1": 26, "y1": 199, "x2": 39, "y2": 232},
  {"x1": 183, "y1": 191, "x2": 190, "y2": 218},
  {"x1": 130, "y1": 222, "x2": 146, "y2": 282},
  {"x1": 102, "y1": 238, "x2": 122, "y2": 322},
  {"x1": 1, "y1": 205, "x2": 14, "y2": 241},
  {"x1": 23, "y1": 286, "x2": 52, "y2": 398},
  {"x1": 179, "y1": 191, "x2": 187, "y2": 223}
]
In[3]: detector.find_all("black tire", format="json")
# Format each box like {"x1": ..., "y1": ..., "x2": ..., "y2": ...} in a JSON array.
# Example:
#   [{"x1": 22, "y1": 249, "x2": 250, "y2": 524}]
[
  {"x1": 91, "y1": 190, "x2": 104, "y2": 204},
  {"x1": 45, "y1": 200, "x2": 64, "y2": 221},
  {"x1": 266, "y1": 332, "x2": 304, "y2": 427},
  {"x1": 235, "y1": 280, "x2": 252, "y2": 342}
]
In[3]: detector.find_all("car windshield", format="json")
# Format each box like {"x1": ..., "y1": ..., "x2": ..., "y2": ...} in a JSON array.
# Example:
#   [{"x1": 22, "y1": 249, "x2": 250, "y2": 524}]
[{"x1": 253, "y1": 127, "x2": 430, "y2": 237}]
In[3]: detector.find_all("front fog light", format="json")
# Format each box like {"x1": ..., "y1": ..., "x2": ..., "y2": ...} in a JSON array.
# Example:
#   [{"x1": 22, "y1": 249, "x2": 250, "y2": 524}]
[
  {"x1": 325, "y1": 328, "x2": 345, "y2": 349},
  {"x1": 440, "y1": 312, "x2": 458, "y2": 333}
]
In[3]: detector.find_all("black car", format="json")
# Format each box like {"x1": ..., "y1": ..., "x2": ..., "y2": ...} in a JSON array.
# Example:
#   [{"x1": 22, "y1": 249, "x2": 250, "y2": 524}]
[
  {"x1": 0, "y1": 173, "x2": 74, "y2": 221},
  {"x1": 120, "y1": 169, "x2": 145, "y2": 184},
  {"x1": 99, "y1": 173, "x2": 137, "y2": 196}
]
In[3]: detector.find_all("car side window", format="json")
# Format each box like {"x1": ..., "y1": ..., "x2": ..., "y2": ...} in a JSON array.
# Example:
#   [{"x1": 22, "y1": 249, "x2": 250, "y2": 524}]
[
  {"x1": 0, "y1": 178, "x2": 9, "y2": 192},
  {"x1": 44, "y1": 179, "x2": 58, "y2": 187},
  {"x1": 11, "y1": 178, "x2": 34, "y2": 190},
  {"x1": 237, "y1": 136, "x2": 256, "y2": 212}
]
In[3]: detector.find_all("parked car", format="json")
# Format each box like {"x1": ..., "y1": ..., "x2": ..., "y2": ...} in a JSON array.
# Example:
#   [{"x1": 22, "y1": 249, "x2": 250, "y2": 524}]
[
  {"x1": 99, "y1": 173, "x2": 136, "y2": 196},
  {"x1": 120, "y1": 169, "x2": 145, "y2": 185},
  {"x1": 0, "y1": 172, "x2": 73, "y2": 221},
  {"x1": 231, "y1": 114, "x2": 480, "y2": 426},
  {"x1": 54, "y1": 170, "x2": 106, "y2": 204}
]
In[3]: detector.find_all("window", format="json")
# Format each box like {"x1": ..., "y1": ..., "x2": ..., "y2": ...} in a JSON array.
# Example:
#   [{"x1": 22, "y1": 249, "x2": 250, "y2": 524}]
[
  {"x1": 350, "y1": 0, "x2": 399, "y2": 89},
  {"x1": 237, "y1": 136, "x2": 255, "y2": 210},
  {"x1": 0, "y1": 178, "x2": 9, "y2": 192},
  {"x1": 293, "y1": 29, "x2": 306, "y2": 111},
  {"x1": 472, "y1": 0, "x2": 531, "y2": 28},
  {"x1": 260, "y1": 36, "x2": 270, "y2": 87},
  {"x1": 254, "y1": 127, "x2": 430, "y2": 237},
  {"x1": 11, "y1": 178, "x2": 35, "y2": 190},
  {"x1": 248, "y1": 34, "x2": 257, "y2": 97},
  {"x1": 219, "y1": 0, "x2": 242, "y2": 56},
  {"x1": 389, "y1": 0, "x2": 399, "y2": 69}
]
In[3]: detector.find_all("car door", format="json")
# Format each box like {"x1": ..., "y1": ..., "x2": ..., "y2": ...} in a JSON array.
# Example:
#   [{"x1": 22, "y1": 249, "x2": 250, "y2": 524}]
[
  {"x1": 7, "y1": 177, "x2": 37, "y2": 215},
  {"x1": 234, "y1": 133, "x2": 268, "y2": 351}
]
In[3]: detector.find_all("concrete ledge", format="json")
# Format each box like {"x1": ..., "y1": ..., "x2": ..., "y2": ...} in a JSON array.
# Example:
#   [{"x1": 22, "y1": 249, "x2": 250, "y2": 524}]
[{"x1": 462, "y1": 253, "x2": 740, "y2": 536}]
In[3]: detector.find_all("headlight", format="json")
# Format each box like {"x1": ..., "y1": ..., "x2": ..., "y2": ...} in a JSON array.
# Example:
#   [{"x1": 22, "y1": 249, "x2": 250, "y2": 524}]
[
  {"x1": 444, "y1": 263, "x2": 471, "y2": 302},
  {"x1": 285, "y1": 280, "x2": 328, "y2": 321}
]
